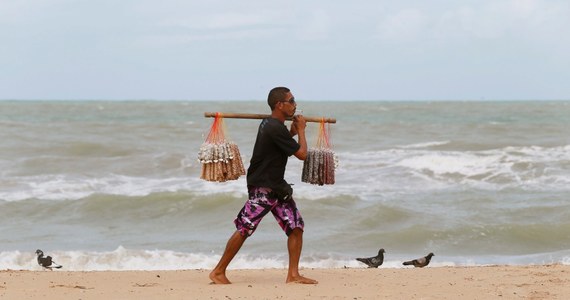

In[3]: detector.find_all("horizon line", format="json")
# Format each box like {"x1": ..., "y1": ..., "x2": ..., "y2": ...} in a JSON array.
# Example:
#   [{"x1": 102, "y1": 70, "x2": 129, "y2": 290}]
[{"x1": 1, "y1": 98, "x2": 569, "y2": 102}]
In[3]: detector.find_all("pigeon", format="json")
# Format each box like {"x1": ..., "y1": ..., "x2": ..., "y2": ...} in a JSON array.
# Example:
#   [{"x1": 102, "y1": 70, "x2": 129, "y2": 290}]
[
  {"x1": 402, "y1": 252, "x2": 434, "y2": 268},
  {"x1": 356, "y1": 248, "x2": 385, "y2": 268},
  {"x1": 35, "y1": 249, "x2": 63, "y2": 270}
]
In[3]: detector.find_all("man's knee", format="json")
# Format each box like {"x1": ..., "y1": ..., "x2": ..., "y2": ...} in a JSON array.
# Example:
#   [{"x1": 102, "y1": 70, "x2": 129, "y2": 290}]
[{"x1": 288, "y1": 227, "x2": 303, "y2": 237}]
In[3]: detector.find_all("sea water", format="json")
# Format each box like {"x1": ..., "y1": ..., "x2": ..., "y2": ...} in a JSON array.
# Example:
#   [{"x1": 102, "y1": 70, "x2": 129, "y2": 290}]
[{"x1": 1, "y1": 100, "x2": 569, "y2": 270}]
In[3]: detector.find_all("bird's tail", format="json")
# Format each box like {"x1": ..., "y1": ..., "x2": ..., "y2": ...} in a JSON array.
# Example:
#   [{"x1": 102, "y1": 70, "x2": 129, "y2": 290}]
[
  {"x1": 402, "y1": 261, "x2": 413, "y2": 266},
  {"x1": 52, "y1": 262, "x2": 63, "y2": 269},
  {"x1": 356, "y1": 258, "x2": 367, "y2": 263}
]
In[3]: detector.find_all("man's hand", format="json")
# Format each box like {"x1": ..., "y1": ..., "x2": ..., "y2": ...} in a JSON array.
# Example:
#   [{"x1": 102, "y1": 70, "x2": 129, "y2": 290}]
[{"x1": 290, "y1": 115, "x2": 306, "y2": 136}]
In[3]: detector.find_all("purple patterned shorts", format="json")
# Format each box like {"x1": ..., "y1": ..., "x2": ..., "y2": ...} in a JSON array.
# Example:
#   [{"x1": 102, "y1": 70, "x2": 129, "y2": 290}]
[{"x1": 234, "y1": 186, "x2": 304, "y2": 237}]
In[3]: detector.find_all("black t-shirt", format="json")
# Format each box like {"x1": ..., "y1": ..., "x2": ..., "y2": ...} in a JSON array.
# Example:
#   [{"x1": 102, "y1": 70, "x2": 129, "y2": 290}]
[{"x1": 246, "y1": 117, "x2": 300, "y2": 189}]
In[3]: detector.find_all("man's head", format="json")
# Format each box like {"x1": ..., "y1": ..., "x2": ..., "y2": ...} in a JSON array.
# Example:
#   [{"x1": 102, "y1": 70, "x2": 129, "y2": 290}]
[
  {"x1": 268, "y1": 87, "x2": 293, "y2": 110},
  {"x1": 267, "y1": 87, "x2": 297, "y2": 119}
]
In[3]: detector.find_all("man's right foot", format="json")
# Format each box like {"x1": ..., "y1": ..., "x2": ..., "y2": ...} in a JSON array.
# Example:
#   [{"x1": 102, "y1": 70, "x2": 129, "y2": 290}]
[{"x1": 286, "y1": 275, "x2": 318, "y2": 284}]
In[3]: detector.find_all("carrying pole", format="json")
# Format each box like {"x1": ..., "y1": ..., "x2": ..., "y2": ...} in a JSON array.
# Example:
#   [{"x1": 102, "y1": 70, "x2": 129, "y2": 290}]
[{"x1": 204, "y1": 112, "x2": 336, "y2": 124}]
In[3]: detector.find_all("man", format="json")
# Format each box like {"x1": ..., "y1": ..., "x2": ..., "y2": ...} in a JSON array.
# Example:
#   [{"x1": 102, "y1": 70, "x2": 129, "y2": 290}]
[{"x1": 209, "y1": 87, "x2": 318, "y2": 285}]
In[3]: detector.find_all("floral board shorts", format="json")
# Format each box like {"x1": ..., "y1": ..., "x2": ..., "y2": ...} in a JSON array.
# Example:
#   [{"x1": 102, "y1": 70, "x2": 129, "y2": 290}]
[{"x1": 234, "y1": 186, "x2": 304, "y2": 237}]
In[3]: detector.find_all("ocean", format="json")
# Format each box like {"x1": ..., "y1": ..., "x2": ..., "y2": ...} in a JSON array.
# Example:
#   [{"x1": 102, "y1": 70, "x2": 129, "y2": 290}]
[{"x1": 1, "y1": 100, "x2": 569, "y2": 271}]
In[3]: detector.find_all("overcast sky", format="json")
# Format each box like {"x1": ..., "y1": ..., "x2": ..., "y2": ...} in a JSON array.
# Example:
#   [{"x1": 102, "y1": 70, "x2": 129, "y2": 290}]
[{"x1": 1, "y1": 0, "x2": 569, "y2": 101}]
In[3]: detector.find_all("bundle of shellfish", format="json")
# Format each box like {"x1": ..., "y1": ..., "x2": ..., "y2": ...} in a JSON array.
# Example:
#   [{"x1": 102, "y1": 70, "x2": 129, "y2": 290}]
[
  {"x1": 302, "y1": 148, "x2": 338, "y2": 185},
  {"x1": 198, "y1": 113, "x2": 245, "y2": 182},
  {"x1": 302, "y1": 119, "x2": 338, "y2": 185}
]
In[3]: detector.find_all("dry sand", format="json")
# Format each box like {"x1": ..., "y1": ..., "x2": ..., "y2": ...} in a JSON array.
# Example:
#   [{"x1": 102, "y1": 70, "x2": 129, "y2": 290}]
[{"x1": 1, "y1": 265, "x2": 569, "y2": 299}]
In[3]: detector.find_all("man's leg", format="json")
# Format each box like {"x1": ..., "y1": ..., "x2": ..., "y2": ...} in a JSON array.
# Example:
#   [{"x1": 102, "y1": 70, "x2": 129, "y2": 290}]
[
  {"x1": 210, "y1": 187, "x2": 274, "y2": 284},
  {"x1": 209, "y1": 230, "x2": 247, "y2": 284},
  {"x1": 286, "y1": 228, "x2": 318, "y2": 284}
]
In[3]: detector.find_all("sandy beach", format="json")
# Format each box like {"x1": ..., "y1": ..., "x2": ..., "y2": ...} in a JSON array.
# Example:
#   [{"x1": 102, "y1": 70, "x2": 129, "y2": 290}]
[{"x1": 1, "y1": 265, "x2": 568, "y2": 299}]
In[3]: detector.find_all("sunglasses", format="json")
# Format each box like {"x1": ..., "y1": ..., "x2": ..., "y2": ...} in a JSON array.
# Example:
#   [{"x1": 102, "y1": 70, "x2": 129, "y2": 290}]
[{"x1": 280, "y1": 97, "x2": 296, "y2": 104}]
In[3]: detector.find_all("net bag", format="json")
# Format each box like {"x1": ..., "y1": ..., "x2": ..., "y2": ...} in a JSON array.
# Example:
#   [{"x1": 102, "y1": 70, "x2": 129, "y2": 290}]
[
  {"x1": 302, "y1": 119, "x2": 338, "y2": 185},
  {"x1": 198, "y1": 113, "x2": 245, "y2": 182}
]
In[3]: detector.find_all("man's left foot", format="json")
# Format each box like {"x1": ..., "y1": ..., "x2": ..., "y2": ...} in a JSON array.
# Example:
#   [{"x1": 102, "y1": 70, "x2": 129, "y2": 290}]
[{"x1": 209, "y1": 271, "x2": 231, "y2": 284}]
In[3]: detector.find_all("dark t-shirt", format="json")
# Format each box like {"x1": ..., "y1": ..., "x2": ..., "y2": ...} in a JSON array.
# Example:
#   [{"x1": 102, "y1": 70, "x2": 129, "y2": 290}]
[{"x1": 246, "y1": 117, "x2": 300, "y2": 189}]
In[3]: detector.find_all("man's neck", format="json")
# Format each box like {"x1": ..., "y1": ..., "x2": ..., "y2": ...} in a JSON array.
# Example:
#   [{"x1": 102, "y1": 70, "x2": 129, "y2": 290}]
[{"x1": 271, "y1": 111, "x2": 286, "y2": 123}]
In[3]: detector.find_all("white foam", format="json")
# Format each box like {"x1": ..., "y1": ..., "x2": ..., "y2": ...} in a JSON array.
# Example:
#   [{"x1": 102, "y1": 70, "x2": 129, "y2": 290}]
[
  {"x1": 0, "y1": 247, "x2": 353, "y2": 271},
  {"x1": 397, "y1": 141, "x2": 450, "y2": 149},
  {"x1": 1, "y1": 145, "x2": 569, "y2": 202},
  {"x1": 337, "y1": 145, "x2": 570, "y2": 191},
  {"x1": 0, "y1": 173, "x2": 245, "y2": 202},
  {"x1": 2, "y1": 247, "x2": 568, "y2": 271},
  {"x1": 0, "y1": 247, "x2": 218, "y2": 271},
  {"x1": 397, "y1": 152, "x2": 497, "y2": 176}
]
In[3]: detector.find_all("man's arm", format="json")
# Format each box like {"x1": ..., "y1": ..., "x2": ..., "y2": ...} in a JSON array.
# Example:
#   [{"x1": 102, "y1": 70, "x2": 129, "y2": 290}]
[{"x1": 292, "y1": 115, "x2": 307, "y2": 160}]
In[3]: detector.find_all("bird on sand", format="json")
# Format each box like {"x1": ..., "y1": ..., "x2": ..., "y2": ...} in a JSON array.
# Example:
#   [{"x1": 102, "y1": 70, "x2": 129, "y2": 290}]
[
  {"x1": 35, "y1": 249, "x2": 63, "y2": 270},
  {"x1": 356, "y1": 248, "x2": 385, "y2": 268},
  {"x1": 402, "y1": 252, "x2": 434, "y2": 268}
]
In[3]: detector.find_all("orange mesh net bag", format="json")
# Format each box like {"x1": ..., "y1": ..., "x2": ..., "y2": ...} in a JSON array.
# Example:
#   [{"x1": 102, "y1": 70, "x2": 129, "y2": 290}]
[
  {"x1": 301, "y1": 119, "x2": 338, "y2": 185},
  {"x1": 197, "y1": 113, "x2": 245, "y2": 182}
]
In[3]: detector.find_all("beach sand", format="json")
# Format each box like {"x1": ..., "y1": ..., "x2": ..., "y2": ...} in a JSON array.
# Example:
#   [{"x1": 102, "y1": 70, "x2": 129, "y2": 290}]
[{"x1": 1, "y1": 265, "x2": 569, "y2": 299}]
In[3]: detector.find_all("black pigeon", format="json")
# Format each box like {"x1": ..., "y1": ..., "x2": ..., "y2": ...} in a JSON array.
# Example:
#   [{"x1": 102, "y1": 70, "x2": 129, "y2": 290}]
[
  {"x1": 356, "y1": 248, "x2": 385, "y2": 268},
  {"x1": 402, "y1": 252, "x2": 434, "y2": 268},
  {"x1": 35, "y1": 249, "x2": 63, "y2": 270}
]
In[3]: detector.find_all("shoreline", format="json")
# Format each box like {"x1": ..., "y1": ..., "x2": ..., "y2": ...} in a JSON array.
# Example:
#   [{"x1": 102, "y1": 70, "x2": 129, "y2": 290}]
[{"x1": 2, "y1": 265, "x2": 569, "y2": 299}]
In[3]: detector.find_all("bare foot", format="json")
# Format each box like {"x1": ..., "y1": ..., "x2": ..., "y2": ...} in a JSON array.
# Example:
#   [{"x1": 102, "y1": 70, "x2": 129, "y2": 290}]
[
  {"x1": 286, "y1": 275, "x2": 318, "y2": 284},
  {"x1": 209, "y1": 270, "x2": 231, "y2": 284}
]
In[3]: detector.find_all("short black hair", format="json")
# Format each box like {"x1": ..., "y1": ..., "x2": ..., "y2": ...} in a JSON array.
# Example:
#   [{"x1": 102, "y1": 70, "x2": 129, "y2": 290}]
[{"x1": 267, "y1": 87, "x2": 290, "y2": 110}]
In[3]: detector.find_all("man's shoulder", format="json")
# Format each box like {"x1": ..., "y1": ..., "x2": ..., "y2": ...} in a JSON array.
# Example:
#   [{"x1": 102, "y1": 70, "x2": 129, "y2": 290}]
[
  {"x1": 265, "y1": 117, "x2": 284, "y2": 125},
  {"x1": 261, "y1": 117, "x2": 286, "y2": 131}
]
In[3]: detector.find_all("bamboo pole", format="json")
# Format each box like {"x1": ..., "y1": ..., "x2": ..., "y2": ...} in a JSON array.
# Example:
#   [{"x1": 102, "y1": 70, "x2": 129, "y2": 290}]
[{"x1": 204, "y1": 112, "x2": 336, "y2": 124}]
